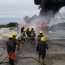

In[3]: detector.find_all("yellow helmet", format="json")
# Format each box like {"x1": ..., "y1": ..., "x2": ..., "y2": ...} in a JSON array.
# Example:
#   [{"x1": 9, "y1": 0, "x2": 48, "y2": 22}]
[
  {"x1": 40, "y1": 37, "x2": 46, "y2": 42},
  {"x1": 39, "y1": 31, "x2": 43, "y2": 34},
  {"x1": 12, "y1": 32, "x2": 17, "y2": 36},
  {"x1": 8, "y1": 35, "x2": 13, "y2": 38}
]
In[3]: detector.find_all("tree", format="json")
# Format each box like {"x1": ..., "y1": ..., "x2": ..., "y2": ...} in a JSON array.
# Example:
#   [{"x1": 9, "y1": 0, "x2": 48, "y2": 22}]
[{"x1": 7, "y1": 22, "x2": 18, "y2": 27}]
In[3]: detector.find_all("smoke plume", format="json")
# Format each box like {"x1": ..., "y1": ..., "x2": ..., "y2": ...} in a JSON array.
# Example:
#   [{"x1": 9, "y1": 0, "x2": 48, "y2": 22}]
[{"x1": 34, "y1": 0, "x2": 65, "y2": 15}]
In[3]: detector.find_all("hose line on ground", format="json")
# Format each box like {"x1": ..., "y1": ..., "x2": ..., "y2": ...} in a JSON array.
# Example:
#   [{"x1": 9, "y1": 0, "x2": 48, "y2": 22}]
[{"x1": 0, "y1": 56, "x2": 40, "y2": 65}]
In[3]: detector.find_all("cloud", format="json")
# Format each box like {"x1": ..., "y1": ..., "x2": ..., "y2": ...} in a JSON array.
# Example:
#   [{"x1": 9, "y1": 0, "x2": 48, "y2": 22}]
[{"x1": 0, "y1": 0, "x2": 39, "y2": 18}]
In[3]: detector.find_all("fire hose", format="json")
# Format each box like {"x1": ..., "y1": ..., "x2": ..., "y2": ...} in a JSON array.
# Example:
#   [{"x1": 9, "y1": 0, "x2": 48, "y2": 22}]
[{"x1": 0, "y1": 56, "x2": 41, "y2": 65}]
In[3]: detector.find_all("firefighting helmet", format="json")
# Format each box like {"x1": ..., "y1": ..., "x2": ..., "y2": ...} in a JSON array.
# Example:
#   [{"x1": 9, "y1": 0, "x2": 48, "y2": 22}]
[
  {"x1": 12, "y1": 32, "x2": 17, "y2": 36},
  {"x1": 8, "y1": 35, "x2": 13, "y2": 38},
  {"x1": 39, "y1": 31, "x2": 43, "y2": 34},
  {"x1": 40, "y1": 37, "x2": 46, "y2": 42}
]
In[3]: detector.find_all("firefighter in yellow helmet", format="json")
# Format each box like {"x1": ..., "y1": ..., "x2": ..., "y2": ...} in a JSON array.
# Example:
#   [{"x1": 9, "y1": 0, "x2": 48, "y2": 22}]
[
  {"x1": 6, "y1": 35, "x2": 15, "y2": 65},
  {"x1": 12, "y1": 32, "x2": 19, "y2": 50},
  {"x1": 13, "y1": 32, "x2": 21, "y2": 49},
  {"x1": 21, "y1": 27, "x2": 24, "y2": 34},
  {"x1": 36, "y1": 37, "x2": 48, "y2": 64},
  {"x1": 26, "y1": 28, "x2": 29, "y2": 38},
  {"x1": 20, "y1": 29, "x2": 26, "y2": 44},
  {"x1": 37, "y1": 31, "x2": 44, "y2": 42},
  {"x1": 27, "y1": 28, "x2": 31, "y2": 38},
  {"x1": 30, "y1": 28, "x2": 36, "y2": 45}
]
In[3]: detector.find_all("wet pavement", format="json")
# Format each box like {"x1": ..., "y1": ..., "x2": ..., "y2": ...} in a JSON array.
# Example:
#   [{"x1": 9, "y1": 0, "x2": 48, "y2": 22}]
[{"x1": 0, "y1": 30, "x2": 65, "y2": 65}]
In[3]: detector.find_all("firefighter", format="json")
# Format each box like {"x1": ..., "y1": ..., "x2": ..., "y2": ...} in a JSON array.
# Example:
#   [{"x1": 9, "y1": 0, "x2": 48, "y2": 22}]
[
  {"x1": 26, "y1": 28, "x2": 29, "y2": 37},
  {"x1": 26, "y1": 28, "x2": 31, "y2": 42},
  {"x1": 21, "y1": 27, "x2": 24, "y2": 34},
  {"x1": 28, "y1": 28, "x2": 31, "y2": 38},
  {"x1": 30, "y1": 28, "x2": 36, "y2": 44},
  {"x1": 31, "y1": 28, "x2": 35, "y2": 32},
  {"x1": 20, "y1": 30, "x2": 26, "y2": 44},
  {"x1": 23, "y1": 30, "x2": 26, "y2": 42},
  {"x1": 38, "y1": 31, "x2": 44, "y2": 42},
  {"x1": 12, "y1": 32, "x2": 20, "y2": 49},
  {"x1": 6, "y1": 35, "x2": 15, "y2": 65},
  {"x1": 36, "y1": 37, "x2": 48, "y2": 64},
  {"x1": 12, "y1": 32, "x2": 18, "y2": 50}
]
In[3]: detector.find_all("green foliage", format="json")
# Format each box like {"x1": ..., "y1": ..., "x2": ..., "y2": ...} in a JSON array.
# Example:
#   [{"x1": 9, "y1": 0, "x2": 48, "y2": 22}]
[
  {"x1": 0, "y1": 22, "x2": 18, "y2": 28},
  {"x1": 7, "y1": 22, "x2": 18, "y2": 27},
  {"x1": 0, "y1": 24, "x2": 7, "y2": 28}
]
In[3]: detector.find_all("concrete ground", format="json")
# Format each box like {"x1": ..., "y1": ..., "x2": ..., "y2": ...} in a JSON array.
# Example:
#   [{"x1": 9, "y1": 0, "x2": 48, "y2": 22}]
[{"x1": 0, "y1": 30, "x2": 65, "y2": 65}]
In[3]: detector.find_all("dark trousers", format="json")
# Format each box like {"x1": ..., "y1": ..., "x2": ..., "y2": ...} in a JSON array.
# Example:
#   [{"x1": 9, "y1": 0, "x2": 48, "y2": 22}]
[
  {"x1": 9, "y1": 58, "x2": 14, "y2": 65},
  {"x1": 39, "y1": 51, "x2": 46, "y2": 59}
]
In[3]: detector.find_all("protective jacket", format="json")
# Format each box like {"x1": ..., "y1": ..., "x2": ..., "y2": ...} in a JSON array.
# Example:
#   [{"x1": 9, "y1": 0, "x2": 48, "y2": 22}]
[
  {"x1": 6, "y1": 39, "x2": 15, "y2": 53},
  {"x1": 36, "y1": 41, "x2": 48, "y2": 53},
  {"x1": 38, "y1": 34, "x2": 44, "y2": 41}
]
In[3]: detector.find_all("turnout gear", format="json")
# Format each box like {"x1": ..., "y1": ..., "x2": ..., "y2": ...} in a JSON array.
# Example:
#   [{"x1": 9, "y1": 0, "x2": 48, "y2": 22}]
[
  {"x1": 38, "y1": 31, "x2": 44, "y2": 42},
  {"x1": 36, "y1": 41, "x2": 48, "y2": 64},
  {"x1": 6, "y1": 37, "x2": 15, "y2": 65},
  {"x1": 12, "y1": 32, "x2": 18, "y2": 50},
  {"x1": 9, "y1": 58, "x2": 14, "y2": 65},
  {"x1": 36, "y1": 42, "x2": 48, "y2": 53},
  {"x1": 26, "y1": 28, "x2": 33, "y2": 38},
  {"x1": 30, "y1": 28, "x2": 36, "y2": 45},
  {"x1": 31, "y1": 31, "x2": 36, "y2": 37},
  {"x1": 30, "y1": 31, "x2": 36, "y2": 41},
  {"x1": 21, "y1": 27, "x2": 26, "y2": 43},
  {"x1": 9, "y1": 52, "x2": 15, "y2": 60},
  {"x1": 20, "y1": 30, "x2": 26, "y2": 44},
  {"x1": 29, "y1": 29, "x2": 31, "y2": 32},
  {"x1": 21, "y1": 27, "x2": 24, "y2": 33},
  {"x1": 26, "y1": 28, "x2": 29, "y2": 37},
  {"x1": 38, "y1": 34, "x2": 44, "y2": 42},
  {"x1": 6, "y1": 39, "x2": 15, "y2": 53},
  {"x1": 13, "y1": 38, "x2": 17, "y2": 50},
  {"x1": 30, "y1": 28, "x2": 36, "y2": 37}
]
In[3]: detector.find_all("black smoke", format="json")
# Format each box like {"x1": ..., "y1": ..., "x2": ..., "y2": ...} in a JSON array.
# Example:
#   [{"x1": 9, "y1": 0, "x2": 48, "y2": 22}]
[{"x1": 34, "y1": 0, "x2": 65, "y2": 15}]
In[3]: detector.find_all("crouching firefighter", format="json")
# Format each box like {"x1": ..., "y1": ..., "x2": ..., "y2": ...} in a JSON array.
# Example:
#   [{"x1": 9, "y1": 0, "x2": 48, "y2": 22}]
[
  {"x1": 36, "y1": 37, "x2": 48, "y2": 64},
  {"x1": 6, "y1": 35, "x2": 15, "y2": 65}
]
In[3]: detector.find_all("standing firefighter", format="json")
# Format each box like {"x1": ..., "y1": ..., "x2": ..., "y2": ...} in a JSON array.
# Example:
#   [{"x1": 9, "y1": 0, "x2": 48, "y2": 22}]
[
  {"x1": 6, "y1": 35, "x2": 15, "y2": 65},
  {"x1": 26, "y1": 28, "x2": 31, "y2": 42},
  {"x1": 21, "y1": 30, "x2": 26, "y2": 44},
  {"x1": 21, "y1": 27, "x2": 24, "y2": 34},
  {"x1": 30, "y1": 28, "x2": 36, "y2": 44},
  {"x1": 12, "y1": 32, "x2": 20, "y2": 49},
  {"x1": 12, "y1": 32, "x2": 17, "y2": 50},
  {"x1": 38, "y1": 31, "x2": 44, "y2": 42},
  {"x1": 36, "y1": 37, "x2": 48, "y2": 64},
  {"x1": 26, "y1": 28, "x2": 30, "y2": 38}
]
